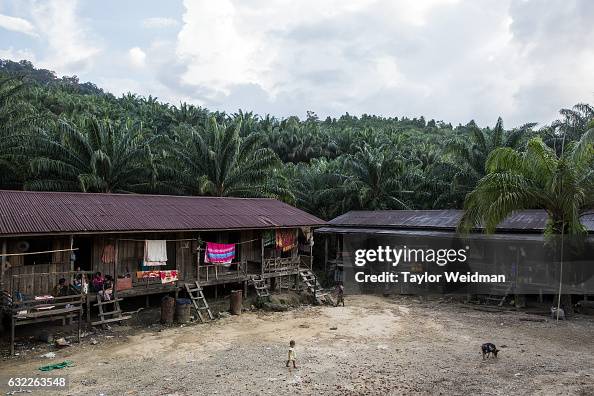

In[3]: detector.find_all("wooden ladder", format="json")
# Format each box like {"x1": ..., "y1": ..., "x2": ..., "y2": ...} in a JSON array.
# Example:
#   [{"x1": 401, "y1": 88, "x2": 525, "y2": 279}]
[
  {"x1": 184, "y1": 281, "x2": 214, "y2": 323},
  {"x1": 249, "y1": 275, "x2": 271, "y2": 300},
  {"x1": 299, "y1": 269, "x2": 333, "y2": 305},
  {"x1": 91, "y1": 298, "x2": 131, "y2": 326}
]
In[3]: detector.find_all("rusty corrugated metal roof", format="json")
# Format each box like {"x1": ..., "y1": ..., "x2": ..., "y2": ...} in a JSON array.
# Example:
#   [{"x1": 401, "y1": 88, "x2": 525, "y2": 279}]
[
  {"x1": 328, "y1": 210, "x2": 594, "y2": 233},
  {"x1": 0, "y1": 190, "x2": 326, "y2": 236}
]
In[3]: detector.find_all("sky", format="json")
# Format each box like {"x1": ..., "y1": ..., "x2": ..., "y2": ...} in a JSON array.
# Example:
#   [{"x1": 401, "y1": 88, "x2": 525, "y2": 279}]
[{"x1": 0, "y1": 0, "x2": 593, "y2": 127}]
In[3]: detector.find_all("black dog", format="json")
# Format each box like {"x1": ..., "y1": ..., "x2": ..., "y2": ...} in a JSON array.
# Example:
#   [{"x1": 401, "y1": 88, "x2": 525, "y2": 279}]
[{"x1": 481, "y1": 343, "x2": 499, "y2": 359}]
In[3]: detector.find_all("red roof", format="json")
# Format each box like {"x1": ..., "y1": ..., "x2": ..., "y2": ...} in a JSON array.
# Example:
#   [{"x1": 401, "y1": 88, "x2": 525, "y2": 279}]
[{"x1": 0, "y1": 191, "x2": 326, "y2": 236}]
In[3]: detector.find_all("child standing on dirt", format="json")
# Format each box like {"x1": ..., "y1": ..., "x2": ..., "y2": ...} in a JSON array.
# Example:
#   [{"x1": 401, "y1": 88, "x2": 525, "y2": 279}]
[
  {"x1": 335, "y1": 281, "x2": 344, "y2": 307},
  {"x1": 286, "y1": 340, "x2": 297, "y2": 368}
]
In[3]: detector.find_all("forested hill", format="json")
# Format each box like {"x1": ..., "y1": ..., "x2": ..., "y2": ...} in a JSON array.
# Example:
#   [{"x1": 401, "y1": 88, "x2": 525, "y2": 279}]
[{"x1": 0, "y1": 59, "x2": 593, "y2": 220}]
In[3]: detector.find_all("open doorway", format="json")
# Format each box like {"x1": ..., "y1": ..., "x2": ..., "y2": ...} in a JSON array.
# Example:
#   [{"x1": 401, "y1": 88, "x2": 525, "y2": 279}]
[{"x1": 74, "y1": 237, "x2": 93, "y2": 270}]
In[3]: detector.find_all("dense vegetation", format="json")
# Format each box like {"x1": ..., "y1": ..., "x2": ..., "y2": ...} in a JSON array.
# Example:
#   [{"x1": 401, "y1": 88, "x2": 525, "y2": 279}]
[{"x1": 1, "y1": 59, "x2": 593, "y2": 222}]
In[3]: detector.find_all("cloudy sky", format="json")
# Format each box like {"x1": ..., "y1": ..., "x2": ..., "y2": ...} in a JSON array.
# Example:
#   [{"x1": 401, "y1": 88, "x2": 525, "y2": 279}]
[{"x1": 0, "y1": 0, "x2": 593, "y2": 127}]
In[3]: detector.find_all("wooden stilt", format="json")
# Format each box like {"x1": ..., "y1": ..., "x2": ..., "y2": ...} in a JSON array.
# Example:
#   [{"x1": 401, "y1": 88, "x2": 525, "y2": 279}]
[{"x1": 10, "y1": 315, "x2": 15, "y2": 356}]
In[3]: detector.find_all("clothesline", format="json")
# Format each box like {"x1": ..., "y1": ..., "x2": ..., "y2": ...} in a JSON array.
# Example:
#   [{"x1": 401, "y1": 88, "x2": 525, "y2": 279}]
[
  {"x1": 0, "y1": 248, "x2": 79, "y2": 258},
  {"x1": 195, "y1": 238, "x2": 261, "y2": 251},
  {"x1": 108, "y1": 238, "x2": 197, "y2": 242}
]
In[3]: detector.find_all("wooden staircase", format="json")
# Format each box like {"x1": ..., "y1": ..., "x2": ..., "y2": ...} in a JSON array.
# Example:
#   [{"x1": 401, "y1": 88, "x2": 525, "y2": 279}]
[
  {"x1": 249, "y1": 275, "x2": 271, "y2": 300},
  {"x1": 299, "y1": 268, "x2": 333, "y2": 305},
  {"x1": 184, "y1": 281, "x2": 214, "y2": 323},
  {"x1": 92, "y1": 298, "x2": 130, "y2": 326}
]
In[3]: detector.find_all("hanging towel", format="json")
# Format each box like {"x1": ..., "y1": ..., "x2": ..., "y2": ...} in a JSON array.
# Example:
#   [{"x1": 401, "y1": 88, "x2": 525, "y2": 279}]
[
  {"x1": 160, "y1": 270, "x2": 178, "y2": 284},
  {"x1": 276, "y1": 229, "x2": 296, "y2": 252},
  {"x1": 101, "y1": 244, "x2": 116, "y2": 264},
  {"x1": 144, "y1": 240, "x2": 167, "y2": 266},
  {"x1": 205, "y1": 242, "x2": 235, "y2": 264}
]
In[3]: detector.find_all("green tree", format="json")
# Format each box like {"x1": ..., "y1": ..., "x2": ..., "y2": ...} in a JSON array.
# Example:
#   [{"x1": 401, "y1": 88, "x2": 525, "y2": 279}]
[
  {"x1": 0, "y1": 75, "x2": 37, "y2": 189},
  {"x1": 447, "y1": 118, "x2": 536, "y2": 194},
  {"x1": 21, "y1": 117, "x2": 161, "y2": 193},
  {"x1": 343, "y1": 143, "x2": 413, "y2": 210},
  {"x1": 459, "y1": 130, "x2": 594, "y2": 235},
  {"x1": 165, "y1": 117, "x2": 290, "y2": 198}
]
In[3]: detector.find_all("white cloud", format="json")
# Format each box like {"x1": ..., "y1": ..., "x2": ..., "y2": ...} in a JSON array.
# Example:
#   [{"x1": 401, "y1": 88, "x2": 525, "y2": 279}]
[
  {"x1": 142, "y1": 17, "x2": 179, "y2": 29},
  {"x1": 0, "y1": 47, "x2": 37, "y2": 62},
  {"x1": 128, "y1": 47, "x2": 146, "y2": 68},
  {"x1": 3, "y1": 0, "x2": 591, "y2": 126},
  {"x1": 30, "y1": 0, "x2": 101, "y2": 75},
  {"x1": 0, "y1": 13, "x2": 37, "y2": 36},
  {"x1": 167, "y1": 0, "x2": 594, "y2": 126}
]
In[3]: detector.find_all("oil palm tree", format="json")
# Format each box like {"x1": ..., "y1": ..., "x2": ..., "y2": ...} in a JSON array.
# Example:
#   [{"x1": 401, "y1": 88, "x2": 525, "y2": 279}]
[
  {"x1": 286, "y1": 158, "x2": 347, "y2": 220},
  {"x1": 459, "y1": 130, "x2": 594, "y2": 235},
  {"x1": 165, "y1": 116, "x2": 291, "y2": 198},
  {"x1": 0, "y1": 74, "x2": 37, "y2": 189},
  {"x1": 21, "y1": 117, "x2": 161, "y2": 193},
  {"x1": 447, "y1": 118, "x2": 536, "y2": 194},
  {"x1": 343, "y1": 143, "x2": 413, "y2": 210}
]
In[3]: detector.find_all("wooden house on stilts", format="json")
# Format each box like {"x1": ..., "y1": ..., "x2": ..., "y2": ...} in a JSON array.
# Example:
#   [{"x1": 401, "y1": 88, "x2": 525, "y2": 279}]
[{"x1": 0, "y1": 190, "x2": 326, "y2": 352}]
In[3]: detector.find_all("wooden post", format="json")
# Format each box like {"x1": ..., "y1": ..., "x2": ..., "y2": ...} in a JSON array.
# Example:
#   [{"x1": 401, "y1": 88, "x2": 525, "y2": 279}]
[
  {"x1": 86, "y1": 296, "x2": 91, "y2": 323},
  {"x1": 10, "y1": 314, "x2": 15, "y2": 355},
  {"x1": 69, "y1": 235, "x2": 74, "y2": 272},
  {"x1": 324, "y1": 237, "x2": 328, "y2": 275},
  {"x1": 309, "y1": 235, "x2": 313, "y2": 271},
  {"x1": 77, "y1": 306, "x2": 82, "y2": 343},
  {"x1": 113, "y1": 239, "x2": 119, "y2": 299},
  {"x1": 1, "y1": 239, "x2": 6, "y2": 294},
  {"x1": 261, "y1": 234, "x2": 265, "y2": 277}
]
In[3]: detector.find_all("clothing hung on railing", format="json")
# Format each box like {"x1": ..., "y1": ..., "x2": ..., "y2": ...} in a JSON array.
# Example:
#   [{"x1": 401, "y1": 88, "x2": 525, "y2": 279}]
[
  {"x1": 159, "y1": 270, "x2": 178, "y2": 284},
  {"x1": 144, "y1": 240, "x2": 167, "y2": 266},
  {"x1": 276, "y1": 229, "x2": 296, "y2": 252},
  {"x1": 204, "y1": 242, "x2": 235, "y2": 264}
]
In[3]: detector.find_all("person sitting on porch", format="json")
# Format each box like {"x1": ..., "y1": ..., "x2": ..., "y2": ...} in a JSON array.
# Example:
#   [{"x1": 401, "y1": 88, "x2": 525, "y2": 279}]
[
  {"x1": 52, "y1": 278, "x2": 69, "y2": 297},
  {"x1": 98, "y1": 275, "x2": 114, "y2": 302},
  {"x1": 92, "y1": 272, "x2": 105, "y2": 292},
  {"x1": 72, "y1": 273, "x2": 88, "y2": 294}
]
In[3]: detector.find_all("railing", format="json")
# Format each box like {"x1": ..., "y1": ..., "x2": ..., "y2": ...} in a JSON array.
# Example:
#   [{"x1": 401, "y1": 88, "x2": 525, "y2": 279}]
[
  {"x1": 6, "y1": 266, "x2": 95, "y2": 298},
  {"x1": 300, "y1": 255, "x2": 313, "y2": 270},
  {"x1": 198, "y1": 260, "x2": 247, "y2": 283},
  {"x1": 262, "y1": 256, "x2": 302, "y2": 273}
]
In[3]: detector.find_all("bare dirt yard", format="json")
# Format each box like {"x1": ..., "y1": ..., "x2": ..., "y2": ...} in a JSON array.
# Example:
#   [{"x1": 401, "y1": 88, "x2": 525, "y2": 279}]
[{"x1": 1, "y1": 295, "x2": 593, "y2": 395}]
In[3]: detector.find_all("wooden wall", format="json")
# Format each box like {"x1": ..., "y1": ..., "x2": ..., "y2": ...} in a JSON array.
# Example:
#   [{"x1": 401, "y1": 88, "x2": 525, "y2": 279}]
[
  {"x1": 2, "y1": 236, "x2": 72, "y2": 296},
  {"x1": 2, "y1": 228, "x2": 301, "y2": 297}
]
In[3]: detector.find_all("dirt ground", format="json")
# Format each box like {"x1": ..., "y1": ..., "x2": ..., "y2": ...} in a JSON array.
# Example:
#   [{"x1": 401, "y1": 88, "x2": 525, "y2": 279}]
[{"x1": 1, "y1": 294, "x2": 593, "y2": 395}]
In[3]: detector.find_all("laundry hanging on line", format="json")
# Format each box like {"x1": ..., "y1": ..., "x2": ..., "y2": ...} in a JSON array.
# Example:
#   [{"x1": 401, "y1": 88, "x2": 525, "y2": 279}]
[
  {"x1": 144, "y1": 240, "x2": 167, "y2": 266},
  {"x1": 101, "y1": 244, "x2": 116, "y2": 264},
  {"x1": 160, "y1": 270, "x2": 178, "y2": 284},
  {"x1": 204, "y1": 242, "x2": 235, "y2": 264},
  {"x1": 276, "y1": 229, "x2": 296, "y2": 252}
]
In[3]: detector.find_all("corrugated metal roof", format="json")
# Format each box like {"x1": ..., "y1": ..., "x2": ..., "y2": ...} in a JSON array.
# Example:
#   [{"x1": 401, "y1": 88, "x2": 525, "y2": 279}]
[
  {"x1": 328, "y1": 210, "x2": 594, "y2": 233},
  {"x1": 0, "y1": 191, "x2": 326, "y2": 236}
]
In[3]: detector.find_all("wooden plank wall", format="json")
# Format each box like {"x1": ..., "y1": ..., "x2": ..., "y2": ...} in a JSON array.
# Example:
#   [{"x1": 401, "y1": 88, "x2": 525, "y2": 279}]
[
  {"x1": 2, "y1": 236, "x2": 71, "y2": 296},
  {"x1": 240, "y1": 230, "x2": 262, "y2": 263}
]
